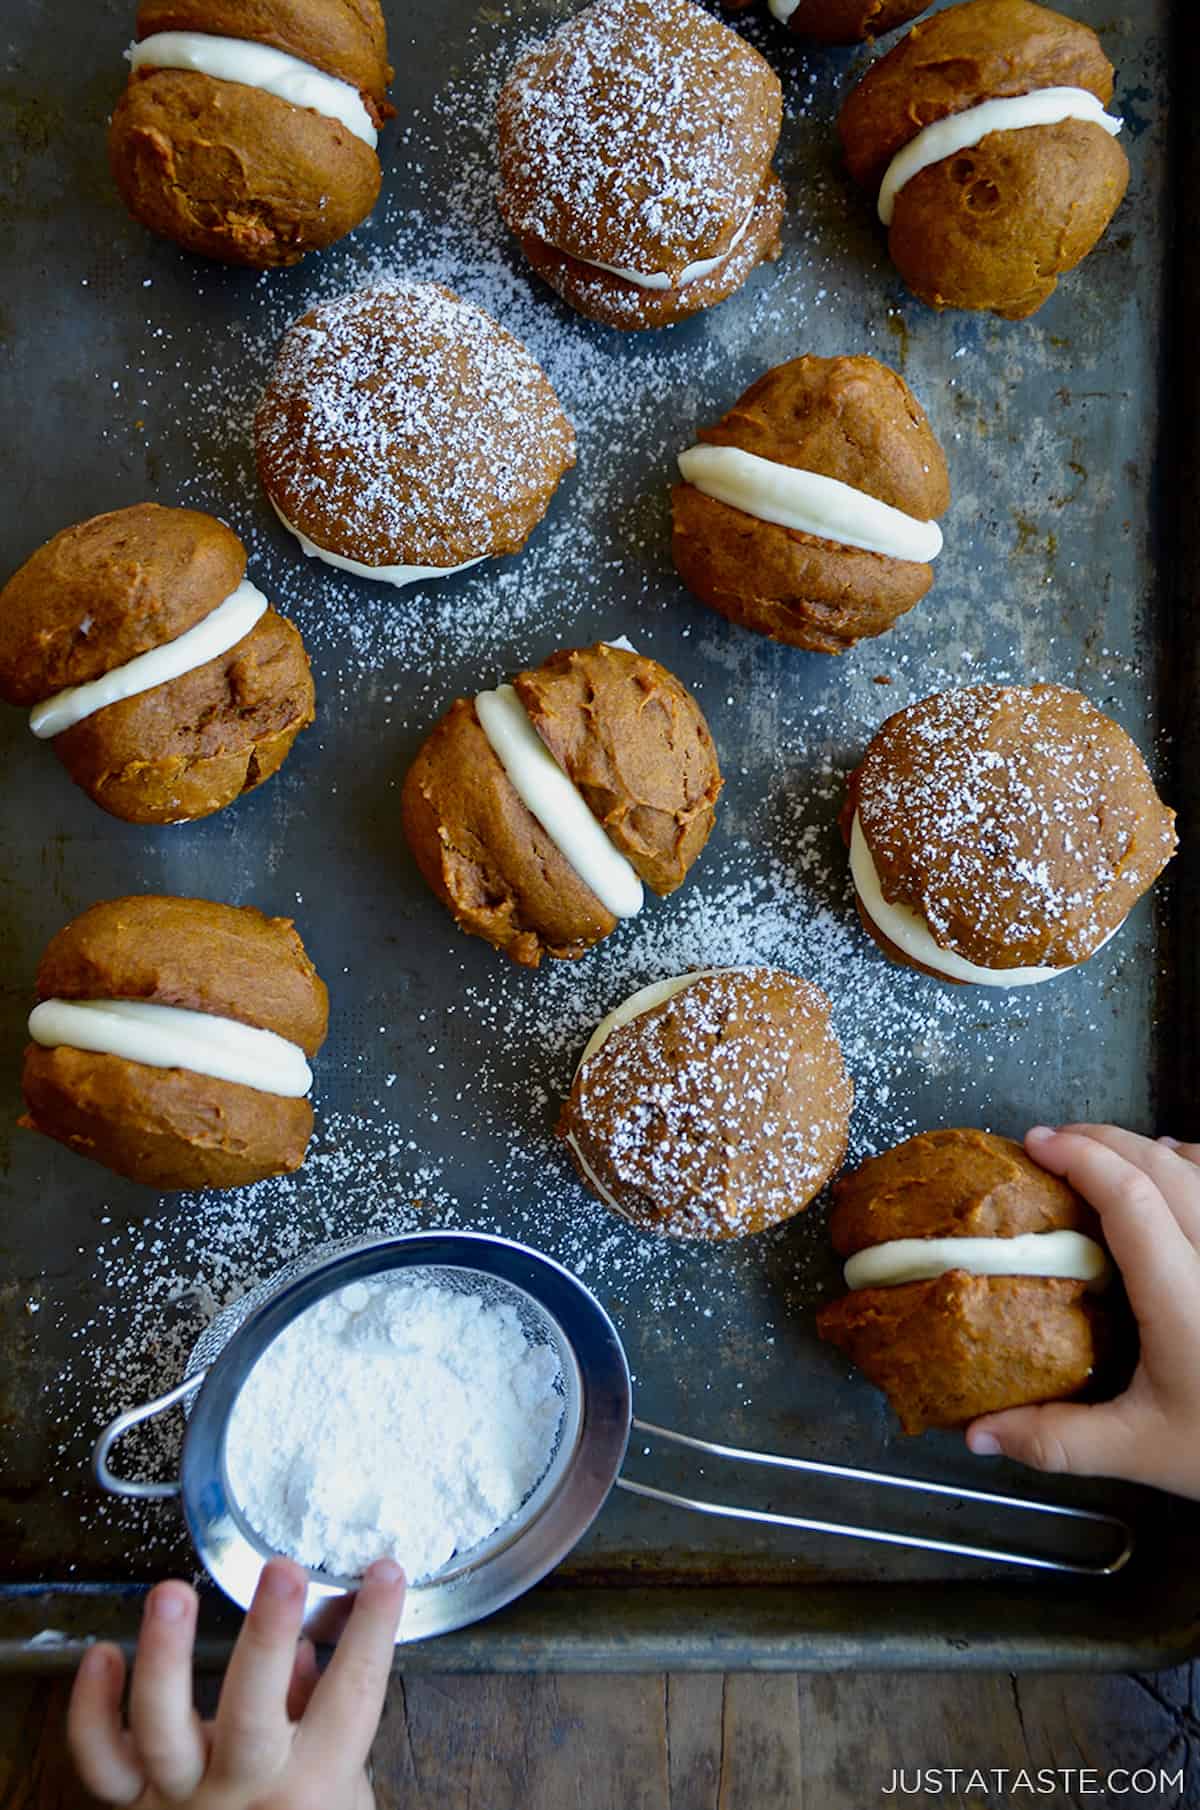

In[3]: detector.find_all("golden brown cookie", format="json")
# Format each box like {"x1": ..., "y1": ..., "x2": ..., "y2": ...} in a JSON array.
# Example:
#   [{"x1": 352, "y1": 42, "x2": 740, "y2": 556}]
[
  {"x1": 844, "y1": 684, "x2": 1177, "y2": 983},
  {"x1": 830, "y1": 1128, "x2": 1098, "y2": 1253},
  {"x1": 838, "y1": 0, "x2": 1129, "y2": 318},
  {"x1": 497, "y1": 0, "x2": 784, "y2": 329},
  {"x1": 401, "y1": 643, "x2": 722, "y2": 967},
  {"x1": 817, "y1": 1128, "x2": 1109, "y2": 1433},
  {"x1": 0, "y1": 504, "x2": 314, "y2": 825},
  {"x1": 559, "y1": 967, "x2": 852, "y2": 1239},
  {"x1": 672, "y1": 355, "x2": 949, "y2": 652},
  {"x1": 21, "y1": 896, "x2": 329, "y2": 1192},
  {"x1": 109, "y1": 0, "x2": 392, "y2": 268},
  {"x1": 256, "y1": 282, "x2": 576, "y2": 581},
  {"x1": 818, "y1": 1272, "x2": 1103, "y2": 1435}
]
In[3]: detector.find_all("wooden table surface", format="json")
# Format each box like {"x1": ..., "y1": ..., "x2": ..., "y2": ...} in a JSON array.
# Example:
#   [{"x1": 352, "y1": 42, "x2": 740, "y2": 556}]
[{"x1": 3, "y1": 1664, "x2": 1197, "y2": 1807}]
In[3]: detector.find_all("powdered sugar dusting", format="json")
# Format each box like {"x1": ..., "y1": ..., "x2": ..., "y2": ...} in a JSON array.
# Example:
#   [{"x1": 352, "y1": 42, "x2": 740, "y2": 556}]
[
  {"x1": 855, "y1": 683, "x2": 1176, "y2": 967},
  {"x1": 498, "y1": 0, "x2": 780, "y2": 273},
  {"x1": 564, "y1": 967, "x2": 851, "y2": 1237},
  {"x1": 255, "y1": 280, "x2": 575, "y2": 567}
]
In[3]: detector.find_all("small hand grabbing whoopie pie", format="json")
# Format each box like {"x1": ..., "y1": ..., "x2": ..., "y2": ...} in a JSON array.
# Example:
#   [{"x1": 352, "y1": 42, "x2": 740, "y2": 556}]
[
  {"x1": 0, "y1": 504, "x2": 314, "y2": 825},
  {"x1": 22, "y1": 896, "x2": 328, "y2": 1192},
  {"x1": 109, "y1": 0, "x2": 392, "y2": 268},
  {"x1": 497, "y1": 0, "x2": 785, "y2": 330},
  {"x1": 672, "y1": 355, "x2": 950, "y2": 653},
  {"x1": 732, "y1": 0, "x2": 932, "y2": 45},
  {"x1": 256, "y1": 282, "x2": 576, "y2": 587},
  {"x1": 838, "y1": 0, "x2": 1129, "y2": 318},
  {"x1": 402, "y1": 642, "x2": 722, "y2": 967},
  {"x1": 559, "y1": 967, "x2": 853, "y2": 1239},
  {"x1": 816, "y1": 1129, "x2": 1112, "y2": 1434},
  {"x1": 845, "y1": 684, "x2": 1177, "y2": 986}
]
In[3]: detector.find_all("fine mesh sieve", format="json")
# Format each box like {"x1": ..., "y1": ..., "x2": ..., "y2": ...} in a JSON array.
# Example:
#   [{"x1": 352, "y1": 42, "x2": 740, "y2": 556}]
[
  {"x1": 95, "y1": 1232, "x2": 630, "y2": 1643},
  {"x1": 95, "y1": 1231, "x2": 1136, "y2": 1645}
]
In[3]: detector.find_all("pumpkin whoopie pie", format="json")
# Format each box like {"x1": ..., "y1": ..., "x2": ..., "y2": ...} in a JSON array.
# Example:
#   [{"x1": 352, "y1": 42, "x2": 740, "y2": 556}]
[
  {"x1": 109, "y1": 0, "x2": 393, "y2": 267},
  {"x1": 0, "y1": 504, "x2": 314, "y2": 825},
  {"x1": 402, "y1": 642, "x2": 722, "y2": 967},
  {"x1": 844, "y1": 684, "x2": 1177, "y2": 986},
  {"x1": 559, "y1": 966, "x2": 852, "y2": 1239},
  {"x1": 838, "y1": 0, "x2": 1128, "y2": 317},
  {"x1": 817, "y1": 1128, "x2": 1112, "y2": 1434},
  {"x1": 256, "y1": 281, "x2": 576, "y2": 587},
  {"x1": 22, "y1": 896, "x2": 329, "y2": 1192},
  {"x1": 672, "y1": 355, "x2": 949, "y2": 653},
  {"x1": 497, "y1": 0, "x2": 785, "y2": 330}
]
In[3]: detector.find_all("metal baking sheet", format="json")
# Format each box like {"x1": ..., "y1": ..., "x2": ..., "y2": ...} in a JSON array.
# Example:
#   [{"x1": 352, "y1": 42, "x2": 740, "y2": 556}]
[{"x1": 0, "y1": 0, "x2": 1195, "y2": 1670}]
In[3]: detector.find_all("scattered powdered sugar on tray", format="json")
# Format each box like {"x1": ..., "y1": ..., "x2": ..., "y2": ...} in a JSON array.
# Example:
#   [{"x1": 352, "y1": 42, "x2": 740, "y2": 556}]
[{"x1": 224, "y1": 1276, "x2": 564, "y2": 1581}]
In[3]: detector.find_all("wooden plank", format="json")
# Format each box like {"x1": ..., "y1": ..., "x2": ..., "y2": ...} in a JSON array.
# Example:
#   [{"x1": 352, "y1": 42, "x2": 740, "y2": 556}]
[
  {"x1": 372, "y1": 1674, "x2": 669, "y2": 1810},
  {"x1": 2, "y1": 1664, "x2": 1198, "y2": 1809}
]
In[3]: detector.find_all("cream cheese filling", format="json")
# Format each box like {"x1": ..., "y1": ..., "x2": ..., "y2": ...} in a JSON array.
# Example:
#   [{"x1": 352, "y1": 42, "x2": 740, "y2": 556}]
[
  {"x1": 844, "y1": 1229, "x2": 1111, "y2": 1292},
  {"x1": 767, "y1": 0, "x2": 802, "y2": 20},
  {"x1": 676, "y1": 444, "x2": 943, "y2": 563},
  {"x1": 29, "y1": 579, "x2": 269, "y2": 741},
  {"x1": 567, "y1": 203, "x2": 755, "y2": 293},
  {"x1": 878, "y1": 86, "x2": 1122, "y2": 226},
  {"x1": 849, "y1": 812, "x2": 1076, "y2": 987},
  {"x1": 28, "y1": 998, "x2": 313, "y2": 1098},
  {"x1": 270, "y1": 499, "x2": 485, "y2": 589},
  {"x1": 474, "y1": 685, "x2": 644, "y2": 920},
  {"x1": 128, "y1": 31, "x2": 378, "y2": 149}
]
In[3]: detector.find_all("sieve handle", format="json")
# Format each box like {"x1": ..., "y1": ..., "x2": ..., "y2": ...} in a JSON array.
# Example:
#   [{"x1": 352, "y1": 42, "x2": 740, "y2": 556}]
[
  {"x1": 618, "y1": 1418, "x2": 1134, "y2": 1577},
  {"x1": 93, "y1": 1373, "x2": 207, "y2": 1500}
]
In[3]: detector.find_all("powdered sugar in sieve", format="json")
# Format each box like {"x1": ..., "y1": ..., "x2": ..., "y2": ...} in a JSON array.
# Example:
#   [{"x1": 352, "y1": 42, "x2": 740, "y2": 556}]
[{"x1": 223, "y1": 1267, "x2": 566, "y2": 1582}]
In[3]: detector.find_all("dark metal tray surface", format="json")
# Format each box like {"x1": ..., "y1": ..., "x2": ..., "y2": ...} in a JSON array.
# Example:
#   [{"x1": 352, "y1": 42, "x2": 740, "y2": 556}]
[{"x1": 0, "y1": 0, "x2": 1195, "y2": 1670}]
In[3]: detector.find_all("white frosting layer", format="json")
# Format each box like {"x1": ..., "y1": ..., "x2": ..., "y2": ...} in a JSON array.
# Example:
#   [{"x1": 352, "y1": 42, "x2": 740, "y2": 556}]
[
  {"x1": 571, "y1": 204, "x2": 754, "y2": 293},
  {"x1": 474, "y1": 685, "x2": 644, "y2": 920},
  {"x1": 768, "y1": 0, "x2": 802, "y2": 20},
  {"x1": 849, "y1": 813, "x2": 1074, "y2": 988},
  {"x1": 270, "y1": 498, "x2": 485, "y2": 589},
  {"x1": 677, "y1": 444, "x2": 943, "y2": 563},
  {"x1": 878, "y1": 86, "x2": 1122, "y2": 226},
  {"x1": 563, "y1": 1130, "x2": 636, "y2": 1222},
  {"x1": 128, "y1": 31, "x2": 378, "y2": 148},
  {"x1": 844, "y1": 1230, "x2": 1111, "y2": 1292},
  {"x1": 28, "y1": 998, "x2": 313, "y2": 1098},
  {"x1": 29, "y1": 579, "x2": 269, "y2": 741}
]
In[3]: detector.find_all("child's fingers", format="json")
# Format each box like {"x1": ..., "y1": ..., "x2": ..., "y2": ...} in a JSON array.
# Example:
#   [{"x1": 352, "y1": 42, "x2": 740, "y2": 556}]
[
  {"x1": 1023, "y1": 1129, "x2": 1200, "y2": 1334},
  {"x1": 966, "y1": 1398, "x2": 1142, "y2": 1482},
  {"x1": 1055, "y1": 1125, "x2": 1200, "y2": 1246},
  {"x1": 67, "y1": 1643, "x2": 145, "y2": 1806},
  {"x1": 1163, "y1": 1139, "x2": 1200, "y2": 1171},
  {"x1": 286, "y1": 1636, "x2": 321, "y2": 1723},
  {"x1": 212, "y1": 1557, "x2": 308, "y2": 1784},
  {"x1": 127, "y1": 1581, "x2": 207, "y2": 1802},
  {"x1": 294, "y1": 1559, "x2": 405, "y2": 1775}
]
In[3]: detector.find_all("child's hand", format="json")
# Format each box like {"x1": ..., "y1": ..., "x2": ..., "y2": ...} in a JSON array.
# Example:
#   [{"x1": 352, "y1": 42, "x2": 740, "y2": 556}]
[
  {"x1": 68, "y1": 1555, "x2": 405, "y2": 1809},
  {"x1": 967, "y1": 1124, "x2": 1200, "y2": 1500}
]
